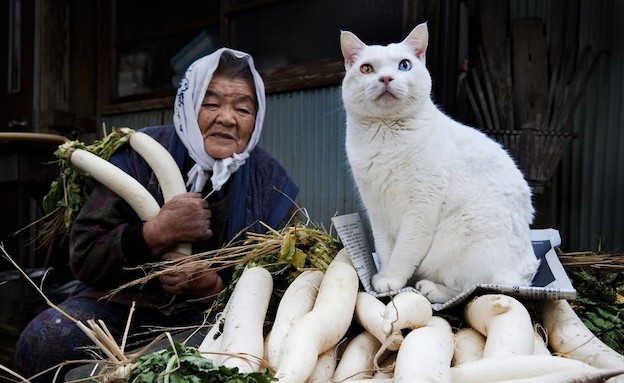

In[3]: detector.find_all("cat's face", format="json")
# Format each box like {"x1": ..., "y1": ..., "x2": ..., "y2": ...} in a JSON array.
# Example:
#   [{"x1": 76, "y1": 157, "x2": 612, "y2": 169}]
[{"x1": 340, "y1": 23, "x2": 431, "y2": 119}]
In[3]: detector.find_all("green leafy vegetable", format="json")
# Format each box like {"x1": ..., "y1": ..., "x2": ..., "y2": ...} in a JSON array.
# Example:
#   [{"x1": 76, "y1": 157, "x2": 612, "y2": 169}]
[
  {"x1": 127, "y1": 342, "x2": 274, "y2": 383},
  {"x1": 38, "y1": 127, "x2": 134, "y2": 248},
  {"x1": 566, "y1": 266, "x2": 624, "y2": 354}
]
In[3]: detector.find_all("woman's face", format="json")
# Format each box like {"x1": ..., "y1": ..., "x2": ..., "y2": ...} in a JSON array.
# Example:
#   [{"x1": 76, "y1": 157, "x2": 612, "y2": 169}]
[{"x1": 198, "y1": 75, "x2": 256, "y2": 159}]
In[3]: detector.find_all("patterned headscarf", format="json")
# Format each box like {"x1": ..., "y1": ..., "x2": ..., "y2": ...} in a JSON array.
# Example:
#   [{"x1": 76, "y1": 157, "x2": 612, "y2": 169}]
[{"x1": 174, "y1": 48, "x2": 266, "y2": 193}]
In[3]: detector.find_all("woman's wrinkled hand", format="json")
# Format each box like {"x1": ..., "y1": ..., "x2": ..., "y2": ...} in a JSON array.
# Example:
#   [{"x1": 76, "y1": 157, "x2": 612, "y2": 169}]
[
  {"x1": 143, "y1": 192, "x2": 213, "y2": 255},
  {"x1": 159, "y1": 251, "x2": 224, "y2": 298}
]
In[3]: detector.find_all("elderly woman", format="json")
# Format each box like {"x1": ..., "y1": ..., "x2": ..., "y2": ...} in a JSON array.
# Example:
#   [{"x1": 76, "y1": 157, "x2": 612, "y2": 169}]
[{"x1": 15, "y1": 48, "x2": 298, "y2": 380}]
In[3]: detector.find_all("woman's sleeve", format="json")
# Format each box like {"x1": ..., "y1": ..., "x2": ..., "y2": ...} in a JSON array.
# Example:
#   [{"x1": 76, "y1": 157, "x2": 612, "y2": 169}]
[{"x1": 69, "y1": 182, "x2": 154, "y2": 288}]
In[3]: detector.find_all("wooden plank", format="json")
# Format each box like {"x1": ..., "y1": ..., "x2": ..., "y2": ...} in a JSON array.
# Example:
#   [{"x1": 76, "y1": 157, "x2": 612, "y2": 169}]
[
  {"x1": 548, "y1": 0, "x2": 567, "y2": 78},
  {"x1": 512, "y1": 18, "x2": 549, "y2": 131},
  {"x1": 562, "y1": 0, "x2": 580, "y2": 83},
  {"x1": 478, "y1": 0, "x2": 512, "y2": 131}
]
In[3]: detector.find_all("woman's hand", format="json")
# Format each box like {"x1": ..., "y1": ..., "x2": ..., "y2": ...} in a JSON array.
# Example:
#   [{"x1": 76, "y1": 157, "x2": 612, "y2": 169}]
[
  {"x1": 143, "y1": 192, "x2": 213, "y2": 255},
  {"x1": 159, "y1": 251, "x2": 224, "y2": 298}
]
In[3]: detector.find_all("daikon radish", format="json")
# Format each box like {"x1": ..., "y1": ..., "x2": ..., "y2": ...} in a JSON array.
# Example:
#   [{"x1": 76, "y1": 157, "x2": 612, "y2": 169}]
[
  {"x1": 606, "y1": 373, "x2": 624, "y2": 383},
  {"x1": 464, "y1": 294, "x2": 534, "y2": 357},
  {"x1": 332, "y1": 331, "x2": 381, "y2": 381},
  {"x1": 199, "y1": 293, "x2": 233, "y2": 357},
  {"x1": 452, "y1": 327, "x2": 486, "y2": 366},
  {"x1": 274, "y1": 261, "x2": 359, "y2": 383},
  {"x1": 393, "y1": 316, "x2": 454, "y2": 383},
  {"x1": 266, "y1": 270, "x2": 324, "y2": 369},
  {"x1": 198, "y1": 318, "x2": 224, "y2": 356},
  {"x1": 128, "y1": 131, "x2": 191, "y2": 254},
  {"x1": 69, "y1": 148, "x2": 160, "y2": 221},
  {"x1": 373, "y1": 353, "x2": 396, "y2": 379},
  {"x1": 217, "y1": 266, "x2": 273, "y2": 373},
  {"x1": 450, "y1": 354, "x2": 600, "y2": 383},
  {"x1": 381, "y1": 290, "x2": 433, "y2": 335},
  {"x1": 200, "y1": 333, "x2": 223, "y2": 359},
  {"x1": 306, "y1": 345, "x2": 338, "y2": 383},
  {"x1": 199, "y1": 278, "x2": 235, "y2": 358},
  {"x1": 70, "y1": 134, "x2": 192, "y2": 254},
  {"x1": 332, "y1": 247, "x2": 354, "y2": 265},
  {"x1": 354, "y1": 292, "x2": 403, "y2": 352},
  {"x1": 490, "y1": 367, "x2": 624, "y2": 383},
  {"x1": 128, "y1": 131, "x2": 186, "y2": 202},
  {"x1": 532, "y1": 325, "x2": 551, "y2": 356},
  {"x1": 537, "y1": 299, "x2": 624, "y2": 369}
]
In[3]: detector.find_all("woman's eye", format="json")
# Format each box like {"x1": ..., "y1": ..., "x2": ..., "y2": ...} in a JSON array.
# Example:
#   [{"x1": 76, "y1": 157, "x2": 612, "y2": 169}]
[
  {"x1": 398, "y1": 59, "x2": 412, "y2": 71},
  {"x1": 202, "y1": 103, "x2": 218, "y2": 109},
  {"x1": 360, "y1": 64, "x2": 374, "y2": 74}
]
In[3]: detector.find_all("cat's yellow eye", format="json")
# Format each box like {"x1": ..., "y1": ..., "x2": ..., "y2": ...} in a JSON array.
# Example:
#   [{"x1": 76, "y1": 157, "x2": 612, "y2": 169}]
[
  {"x1": 360, "y1": 64, "x2": 374, "y2": 74},
  {"x1": 398, "y1": 59, "x2": 412, "y2": 71}
]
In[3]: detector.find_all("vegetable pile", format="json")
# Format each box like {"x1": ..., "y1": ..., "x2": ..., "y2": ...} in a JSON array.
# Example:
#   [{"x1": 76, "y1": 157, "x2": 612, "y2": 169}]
[
  {"x1": 30, "y1": 129, "x2": 624, "y2": 382},
  {"x1": 558, "y1": 249, "x2": 624, "y2": 355},
  {"x1": 117, "y1": 251, "x2": 624, "y2": 383}
]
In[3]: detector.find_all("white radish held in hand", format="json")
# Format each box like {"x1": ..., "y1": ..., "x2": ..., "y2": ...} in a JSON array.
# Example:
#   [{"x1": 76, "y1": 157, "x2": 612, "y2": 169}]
[
  {"x1": 128, "y1": 131, "x2": 191, "y2": 254},
  {"x1": 69, "y1": 149, "x2": 161, "y2": 221}
]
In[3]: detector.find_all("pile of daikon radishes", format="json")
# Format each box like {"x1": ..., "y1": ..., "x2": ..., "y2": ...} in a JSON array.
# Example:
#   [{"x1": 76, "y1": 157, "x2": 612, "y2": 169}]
[
  {"x1": 55, "y1": 130, "x2": 623, "y2": 382},
  {"x1": 200, "y1": 248, "x2": 624, "y2": 383}
]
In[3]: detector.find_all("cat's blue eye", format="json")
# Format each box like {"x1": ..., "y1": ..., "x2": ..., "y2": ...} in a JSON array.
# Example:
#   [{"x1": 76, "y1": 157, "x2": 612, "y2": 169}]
[{"x1": 398, "y1": 59, "x2": 412, "y2": 71}]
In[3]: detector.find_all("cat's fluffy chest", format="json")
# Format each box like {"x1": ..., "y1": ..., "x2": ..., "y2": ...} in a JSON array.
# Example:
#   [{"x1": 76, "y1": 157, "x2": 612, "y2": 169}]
[{"x1": 345, "y1": 112, "x2": 451, "y2": 225}]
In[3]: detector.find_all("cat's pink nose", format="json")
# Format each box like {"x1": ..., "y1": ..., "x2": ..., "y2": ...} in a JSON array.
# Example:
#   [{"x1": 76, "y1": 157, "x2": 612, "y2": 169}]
[{"x1": 379, "y1": 76, "x2": 393, "y2": 85}]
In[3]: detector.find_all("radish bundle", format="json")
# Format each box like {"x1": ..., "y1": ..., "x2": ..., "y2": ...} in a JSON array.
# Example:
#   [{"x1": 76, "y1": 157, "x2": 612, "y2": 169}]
[
  {"x1": 4, "y1": 236, "x2": 624, "y2": 382},
  {"x1": 274, "y1": 259, "x2": 359, "y2": 383},
  {"x1": 39, "y1": 127, "x2": 134, "y2": 247}
]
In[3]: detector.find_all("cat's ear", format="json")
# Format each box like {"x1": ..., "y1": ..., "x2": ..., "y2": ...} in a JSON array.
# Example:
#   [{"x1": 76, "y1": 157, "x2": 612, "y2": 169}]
[
  {"x1": 403, "y1": 22, "x2": 429, "y2": 63},
  {"x1": 340, "y1": 31, "x2": 367, "y2": 70}
]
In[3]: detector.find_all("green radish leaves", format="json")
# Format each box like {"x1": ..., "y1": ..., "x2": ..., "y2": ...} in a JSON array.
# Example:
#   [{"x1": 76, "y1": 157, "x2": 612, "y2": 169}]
[{"x1": 128, "y1": 342, "x2": 274, "y2": 383}]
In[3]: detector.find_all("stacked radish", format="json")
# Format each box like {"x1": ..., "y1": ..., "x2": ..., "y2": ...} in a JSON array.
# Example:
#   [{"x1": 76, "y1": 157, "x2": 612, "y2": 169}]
[
  {"x1": 200, "y1": 248, "x2": 624, "y2": 383},
  {"x1": 61, "y1": 131, "x2": 624, "y2": 382}
]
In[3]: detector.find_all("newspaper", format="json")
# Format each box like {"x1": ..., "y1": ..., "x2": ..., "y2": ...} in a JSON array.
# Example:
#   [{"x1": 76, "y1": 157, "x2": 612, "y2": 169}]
[{"x1": 331, "y1": 213, "x2": 577, "y2": 311}]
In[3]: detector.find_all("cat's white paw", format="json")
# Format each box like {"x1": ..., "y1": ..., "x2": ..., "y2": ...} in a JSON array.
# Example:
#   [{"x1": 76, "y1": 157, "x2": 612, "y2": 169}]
[
  {"x1": 415, "y1": 279, "x2": 455, "y2": 304},
  {"x1": 372, "y1": 273, "x2": 407, "y2": 293}
]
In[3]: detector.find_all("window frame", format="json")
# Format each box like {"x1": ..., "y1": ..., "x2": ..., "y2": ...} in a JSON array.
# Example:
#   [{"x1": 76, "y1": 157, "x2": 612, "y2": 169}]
[{"x1": 97, "y1": 0, "x2": 427, "y2": 115}]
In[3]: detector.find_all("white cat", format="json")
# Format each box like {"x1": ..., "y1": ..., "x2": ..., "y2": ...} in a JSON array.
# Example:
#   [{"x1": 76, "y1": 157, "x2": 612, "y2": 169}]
[{"x1": 340, "y1": 22, "x2": 540, "y2": 304}]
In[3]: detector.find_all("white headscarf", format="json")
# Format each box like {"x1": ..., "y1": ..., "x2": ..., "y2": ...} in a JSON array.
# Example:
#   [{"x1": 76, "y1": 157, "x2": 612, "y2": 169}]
[{"x1": 173, "y1": 48, "x2": 266, "y2": 193}]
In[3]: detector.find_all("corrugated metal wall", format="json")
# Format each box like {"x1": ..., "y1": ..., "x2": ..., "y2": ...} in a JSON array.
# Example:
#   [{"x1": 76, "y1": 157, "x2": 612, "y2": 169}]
[
  {"x1": 260, "y1": 86, "x2": 361, "y2": 230},
  {"x1": 510, "y1": 0, "x2": 624, "y2": 252},
  {"x1": 562, "y1": 0, "x2": 624, "y2": 252}
]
